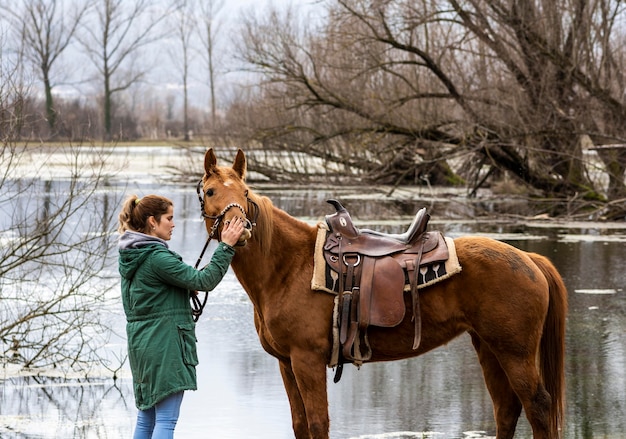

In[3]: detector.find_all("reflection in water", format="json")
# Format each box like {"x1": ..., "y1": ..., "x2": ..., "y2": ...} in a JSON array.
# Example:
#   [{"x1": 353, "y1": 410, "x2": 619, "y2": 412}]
[
  {"x1": 0, "y1": 375, "x2": 134, "y2": 438},
  {"x1": 328, "y1": 337, "x2": 501, "y2": 438},
  {"x1": 1, "y1": 181, "x2": 625, "y2": 438}
]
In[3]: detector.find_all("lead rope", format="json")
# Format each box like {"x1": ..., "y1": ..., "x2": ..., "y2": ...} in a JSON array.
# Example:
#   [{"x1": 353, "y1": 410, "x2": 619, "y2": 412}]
[{"x1": 190, "y1": 217, "x2": 223, "y2": 322}]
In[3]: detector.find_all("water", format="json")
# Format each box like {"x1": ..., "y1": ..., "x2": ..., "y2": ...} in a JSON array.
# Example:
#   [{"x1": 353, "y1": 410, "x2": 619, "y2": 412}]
[{"x1": 1, "y1": 147, "x2": 625, "y2": 438}]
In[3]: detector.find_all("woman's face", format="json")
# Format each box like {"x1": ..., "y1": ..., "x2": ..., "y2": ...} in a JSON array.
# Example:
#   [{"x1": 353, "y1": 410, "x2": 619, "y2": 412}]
[{"x1": 150, "y1": 205, "x2": 175, "y2": 241}]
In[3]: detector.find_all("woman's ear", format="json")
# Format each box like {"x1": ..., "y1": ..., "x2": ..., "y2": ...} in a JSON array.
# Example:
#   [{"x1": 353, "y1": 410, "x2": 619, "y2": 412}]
[{"x1": 147, "y1": 216, "x2": 157, "y2": 230}]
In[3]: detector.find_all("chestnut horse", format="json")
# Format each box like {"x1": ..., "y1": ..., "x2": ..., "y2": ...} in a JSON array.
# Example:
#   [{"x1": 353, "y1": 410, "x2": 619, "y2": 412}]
[{"x1": 198, "y1": 148, "x2": 567, "y2": 439}]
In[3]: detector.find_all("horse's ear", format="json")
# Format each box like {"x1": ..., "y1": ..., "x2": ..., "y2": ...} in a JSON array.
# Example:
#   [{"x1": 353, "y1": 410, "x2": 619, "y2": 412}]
[
  {"x1": 232, "y1": 149, "x2": 247, "y2": 180},
  {"x1": 204, "y1": 148, "x2": 217, "y2": 174}
]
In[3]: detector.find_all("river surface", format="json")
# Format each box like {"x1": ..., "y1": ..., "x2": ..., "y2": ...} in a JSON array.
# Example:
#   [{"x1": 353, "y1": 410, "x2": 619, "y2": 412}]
[{"x1": 1, "y1": 146, "x2": 625, "y2": 438}]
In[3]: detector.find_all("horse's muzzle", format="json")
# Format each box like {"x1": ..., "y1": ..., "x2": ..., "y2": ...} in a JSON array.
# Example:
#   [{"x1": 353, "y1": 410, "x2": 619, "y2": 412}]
[{"x1": 227, "y1": 217, "x2": 252, "y2": 246}]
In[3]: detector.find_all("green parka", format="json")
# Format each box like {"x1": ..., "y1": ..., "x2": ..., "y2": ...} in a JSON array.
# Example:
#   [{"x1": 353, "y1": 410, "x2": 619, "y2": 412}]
[{"x1": 118, "y1": 231, "x2": 235, "y2": 410}]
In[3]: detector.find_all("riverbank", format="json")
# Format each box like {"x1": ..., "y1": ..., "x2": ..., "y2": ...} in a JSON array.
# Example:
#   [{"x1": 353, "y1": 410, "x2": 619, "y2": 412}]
[{"x1": 5, "y1": 143, "x2": 625, "y2": 223}]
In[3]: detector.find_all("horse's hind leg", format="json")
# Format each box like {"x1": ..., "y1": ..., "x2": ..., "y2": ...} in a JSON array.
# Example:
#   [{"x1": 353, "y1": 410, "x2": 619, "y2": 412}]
[
  {"x1": 497, "y1": 356, "x2": 553, "y2": 439},
  {"x1": 472, "y1": 332, "x2": 554, "y2": 439},
  {"x1": 471, "y1": 333, "x2": 522, "y2": 439}
]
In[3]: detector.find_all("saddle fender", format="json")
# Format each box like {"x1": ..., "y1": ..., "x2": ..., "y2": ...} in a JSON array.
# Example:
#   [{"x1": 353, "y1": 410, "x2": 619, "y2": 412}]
[{"x1": 359, "y1": 256, "x2": 406, "y2": 328}]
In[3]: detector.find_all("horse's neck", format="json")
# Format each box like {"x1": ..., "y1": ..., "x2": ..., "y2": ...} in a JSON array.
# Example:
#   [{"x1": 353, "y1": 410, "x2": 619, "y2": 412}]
[{"x1": 231, "y1": 206, "x2": 316, "y2": 308}]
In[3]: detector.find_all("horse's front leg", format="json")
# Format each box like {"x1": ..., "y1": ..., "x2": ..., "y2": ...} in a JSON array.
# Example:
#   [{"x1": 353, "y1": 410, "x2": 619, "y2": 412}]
[
  {"x1": 279, "y1": 351, "x2": 330, "y2": 439},
  {"x1": 279, "y1": 359, "x2": 311, "y2": 438}
]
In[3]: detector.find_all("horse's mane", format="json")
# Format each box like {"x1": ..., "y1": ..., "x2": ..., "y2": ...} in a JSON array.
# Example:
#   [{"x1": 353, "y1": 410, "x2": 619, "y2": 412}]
[{"x1": 248, "y1": 190, "x2": 273, "y2": 258}]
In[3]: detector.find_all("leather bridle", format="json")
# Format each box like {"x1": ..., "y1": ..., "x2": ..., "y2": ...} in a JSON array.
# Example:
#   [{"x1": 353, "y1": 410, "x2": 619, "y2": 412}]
[{"x1": 191, "y1": 179, "x2": 259, "y2": 321}]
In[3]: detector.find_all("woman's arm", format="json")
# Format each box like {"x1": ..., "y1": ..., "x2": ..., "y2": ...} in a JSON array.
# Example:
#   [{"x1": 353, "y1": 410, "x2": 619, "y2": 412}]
[{"x1": 152, "y1": 243, "x2": 235, "y2": 292}]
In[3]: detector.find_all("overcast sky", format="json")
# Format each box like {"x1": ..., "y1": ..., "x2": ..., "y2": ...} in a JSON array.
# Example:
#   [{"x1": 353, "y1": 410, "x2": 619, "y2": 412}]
[{"x1": 44, "y1": 0, "x2": 315, "y2": 113}]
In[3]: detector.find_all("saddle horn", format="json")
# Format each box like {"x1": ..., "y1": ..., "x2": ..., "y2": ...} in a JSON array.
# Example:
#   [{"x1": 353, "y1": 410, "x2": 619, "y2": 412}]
[
  {"x1": 326, "y1": 199, "x2": 359, "y2": 238},
  {"x1": 327, "y1": 199, "x2": 346, "y2": 213}
]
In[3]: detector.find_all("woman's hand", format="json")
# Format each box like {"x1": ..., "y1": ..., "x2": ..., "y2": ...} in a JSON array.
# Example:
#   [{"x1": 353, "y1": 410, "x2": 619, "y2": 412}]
[{"x1": 221, "y1": 217, "x2": 246, "y2": 246}]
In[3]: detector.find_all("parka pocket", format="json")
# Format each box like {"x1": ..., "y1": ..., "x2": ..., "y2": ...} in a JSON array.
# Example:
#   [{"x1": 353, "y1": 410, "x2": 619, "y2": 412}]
[{"x1": 177, "y1": 323, "x2": 199, "y2": 366}]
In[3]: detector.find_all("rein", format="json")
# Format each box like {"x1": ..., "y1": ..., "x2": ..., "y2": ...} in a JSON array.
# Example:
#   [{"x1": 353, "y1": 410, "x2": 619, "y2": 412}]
[{"x1": 190, "y1": 179, "x2": 259, "y2": 321}]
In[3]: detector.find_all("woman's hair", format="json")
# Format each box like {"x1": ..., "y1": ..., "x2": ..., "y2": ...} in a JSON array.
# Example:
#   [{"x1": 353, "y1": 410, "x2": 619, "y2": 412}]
[{"x1": 118, "y1": 194, "x2": 173, "y2": 234}]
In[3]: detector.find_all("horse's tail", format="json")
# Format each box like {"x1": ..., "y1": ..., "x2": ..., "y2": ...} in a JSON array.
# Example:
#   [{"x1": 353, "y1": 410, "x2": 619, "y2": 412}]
[{"x1": 529, "y1": 252, "x2": 568, "y2": 438}]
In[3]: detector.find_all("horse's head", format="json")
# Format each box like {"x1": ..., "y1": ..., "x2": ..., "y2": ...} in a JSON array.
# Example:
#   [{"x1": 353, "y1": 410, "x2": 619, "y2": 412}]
[{"x1": 197, "y1": 148, "x2": 258, "y2": 246}]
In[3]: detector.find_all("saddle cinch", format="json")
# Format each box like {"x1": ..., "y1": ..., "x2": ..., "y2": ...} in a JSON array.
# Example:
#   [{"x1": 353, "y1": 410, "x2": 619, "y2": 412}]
[{"x1": 323, "y1": 200, "x2": 450, "y2": 376}]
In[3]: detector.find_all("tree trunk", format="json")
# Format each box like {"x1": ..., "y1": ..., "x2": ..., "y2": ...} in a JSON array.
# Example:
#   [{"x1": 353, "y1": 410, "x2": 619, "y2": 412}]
[
  {"x1": 104, "y1": 69, "x2": 112, "y2": 141},
  {"x1": 43, "y1": 73, "x2": 56, "y2": 133}
]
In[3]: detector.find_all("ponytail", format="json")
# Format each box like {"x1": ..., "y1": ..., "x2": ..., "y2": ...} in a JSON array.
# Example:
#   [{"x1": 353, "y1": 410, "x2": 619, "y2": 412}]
[{"x1": 118, "y1": 194, "x2": 173, "y2": 234}]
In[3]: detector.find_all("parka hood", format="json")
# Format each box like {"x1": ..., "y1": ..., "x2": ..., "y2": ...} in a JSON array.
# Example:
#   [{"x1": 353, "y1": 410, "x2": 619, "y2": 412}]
[
  {"x1": 118, "y1": 231, "x2": 168, "y2": 280},
  {"x1": 118, "y1": 230, "x2": 168, "y2": 250}
]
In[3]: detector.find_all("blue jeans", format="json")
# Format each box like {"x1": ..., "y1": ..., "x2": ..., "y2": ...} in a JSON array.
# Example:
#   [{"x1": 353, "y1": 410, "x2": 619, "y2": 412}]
[{"x1": 133, "y1": 391, "x2": 184, "y2": 439}]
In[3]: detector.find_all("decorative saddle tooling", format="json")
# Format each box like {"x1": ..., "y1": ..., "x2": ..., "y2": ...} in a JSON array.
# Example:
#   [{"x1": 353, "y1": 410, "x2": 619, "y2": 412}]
[{"x1": 311, "y1": 200, "x2": 462, "y2": 382}]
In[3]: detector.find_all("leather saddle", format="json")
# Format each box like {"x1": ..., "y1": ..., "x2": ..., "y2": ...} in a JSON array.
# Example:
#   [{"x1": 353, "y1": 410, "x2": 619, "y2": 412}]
[{"x1": 322, "y1": 200, "x2": 449, "y2": 380}]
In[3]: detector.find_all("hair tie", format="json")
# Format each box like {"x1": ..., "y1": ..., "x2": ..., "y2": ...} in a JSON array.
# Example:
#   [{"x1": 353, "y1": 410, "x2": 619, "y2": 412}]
[{"x1": 135, "y1": 198, "x2": 141, "y2": 205}]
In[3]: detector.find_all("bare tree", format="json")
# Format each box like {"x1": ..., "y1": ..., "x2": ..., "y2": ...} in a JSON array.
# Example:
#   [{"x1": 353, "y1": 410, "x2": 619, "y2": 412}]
[
  {"x1": 77, "y1": 0, "x2": 171, "y2": 140},
  {"x1": 169, "y1": 0, "x2": 197, "y2": 141},
  {"x1": 1, "y1": 151, "x2": 121, "y2": 370},
  {"x1": 196, "y1": 0, "x2": 225, "y2": 130},
  {"x1": 1, "y1": 60, "x2": 122, "y2": 371},
  {"x1": 236, "y1": 2, "x2": 460, "y2": 184},
  {"x1": 0, "y1": 0, "x2": 90, "y2": 136},
  {"x1": 447, "y1": 0, "x2": 626, "y2": 201},
  {"x1": 236, "y1": 0, "x2": 626, "y2": 217}
]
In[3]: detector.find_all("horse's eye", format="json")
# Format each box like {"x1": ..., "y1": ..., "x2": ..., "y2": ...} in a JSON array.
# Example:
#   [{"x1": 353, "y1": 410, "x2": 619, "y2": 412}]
[{"x1": 205, "y1": 188, "x2": 214, "y2": 197}]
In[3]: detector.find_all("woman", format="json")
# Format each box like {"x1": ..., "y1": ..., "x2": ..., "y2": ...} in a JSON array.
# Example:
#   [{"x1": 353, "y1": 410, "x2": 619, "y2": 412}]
[{"x1": 117, "y1": 194, "x2": 244, "y2": 439}]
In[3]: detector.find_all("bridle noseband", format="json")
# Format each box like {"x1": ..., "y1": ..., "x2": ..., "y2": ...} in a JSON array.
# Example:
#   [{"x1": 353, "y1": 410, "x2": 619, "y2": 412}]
[
  {"x1": 196, "y1": 179, "x2": 259, "y2": 232},
  {"x1": 191, "y1": 179, "x2": 260, "y2": 321}
]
